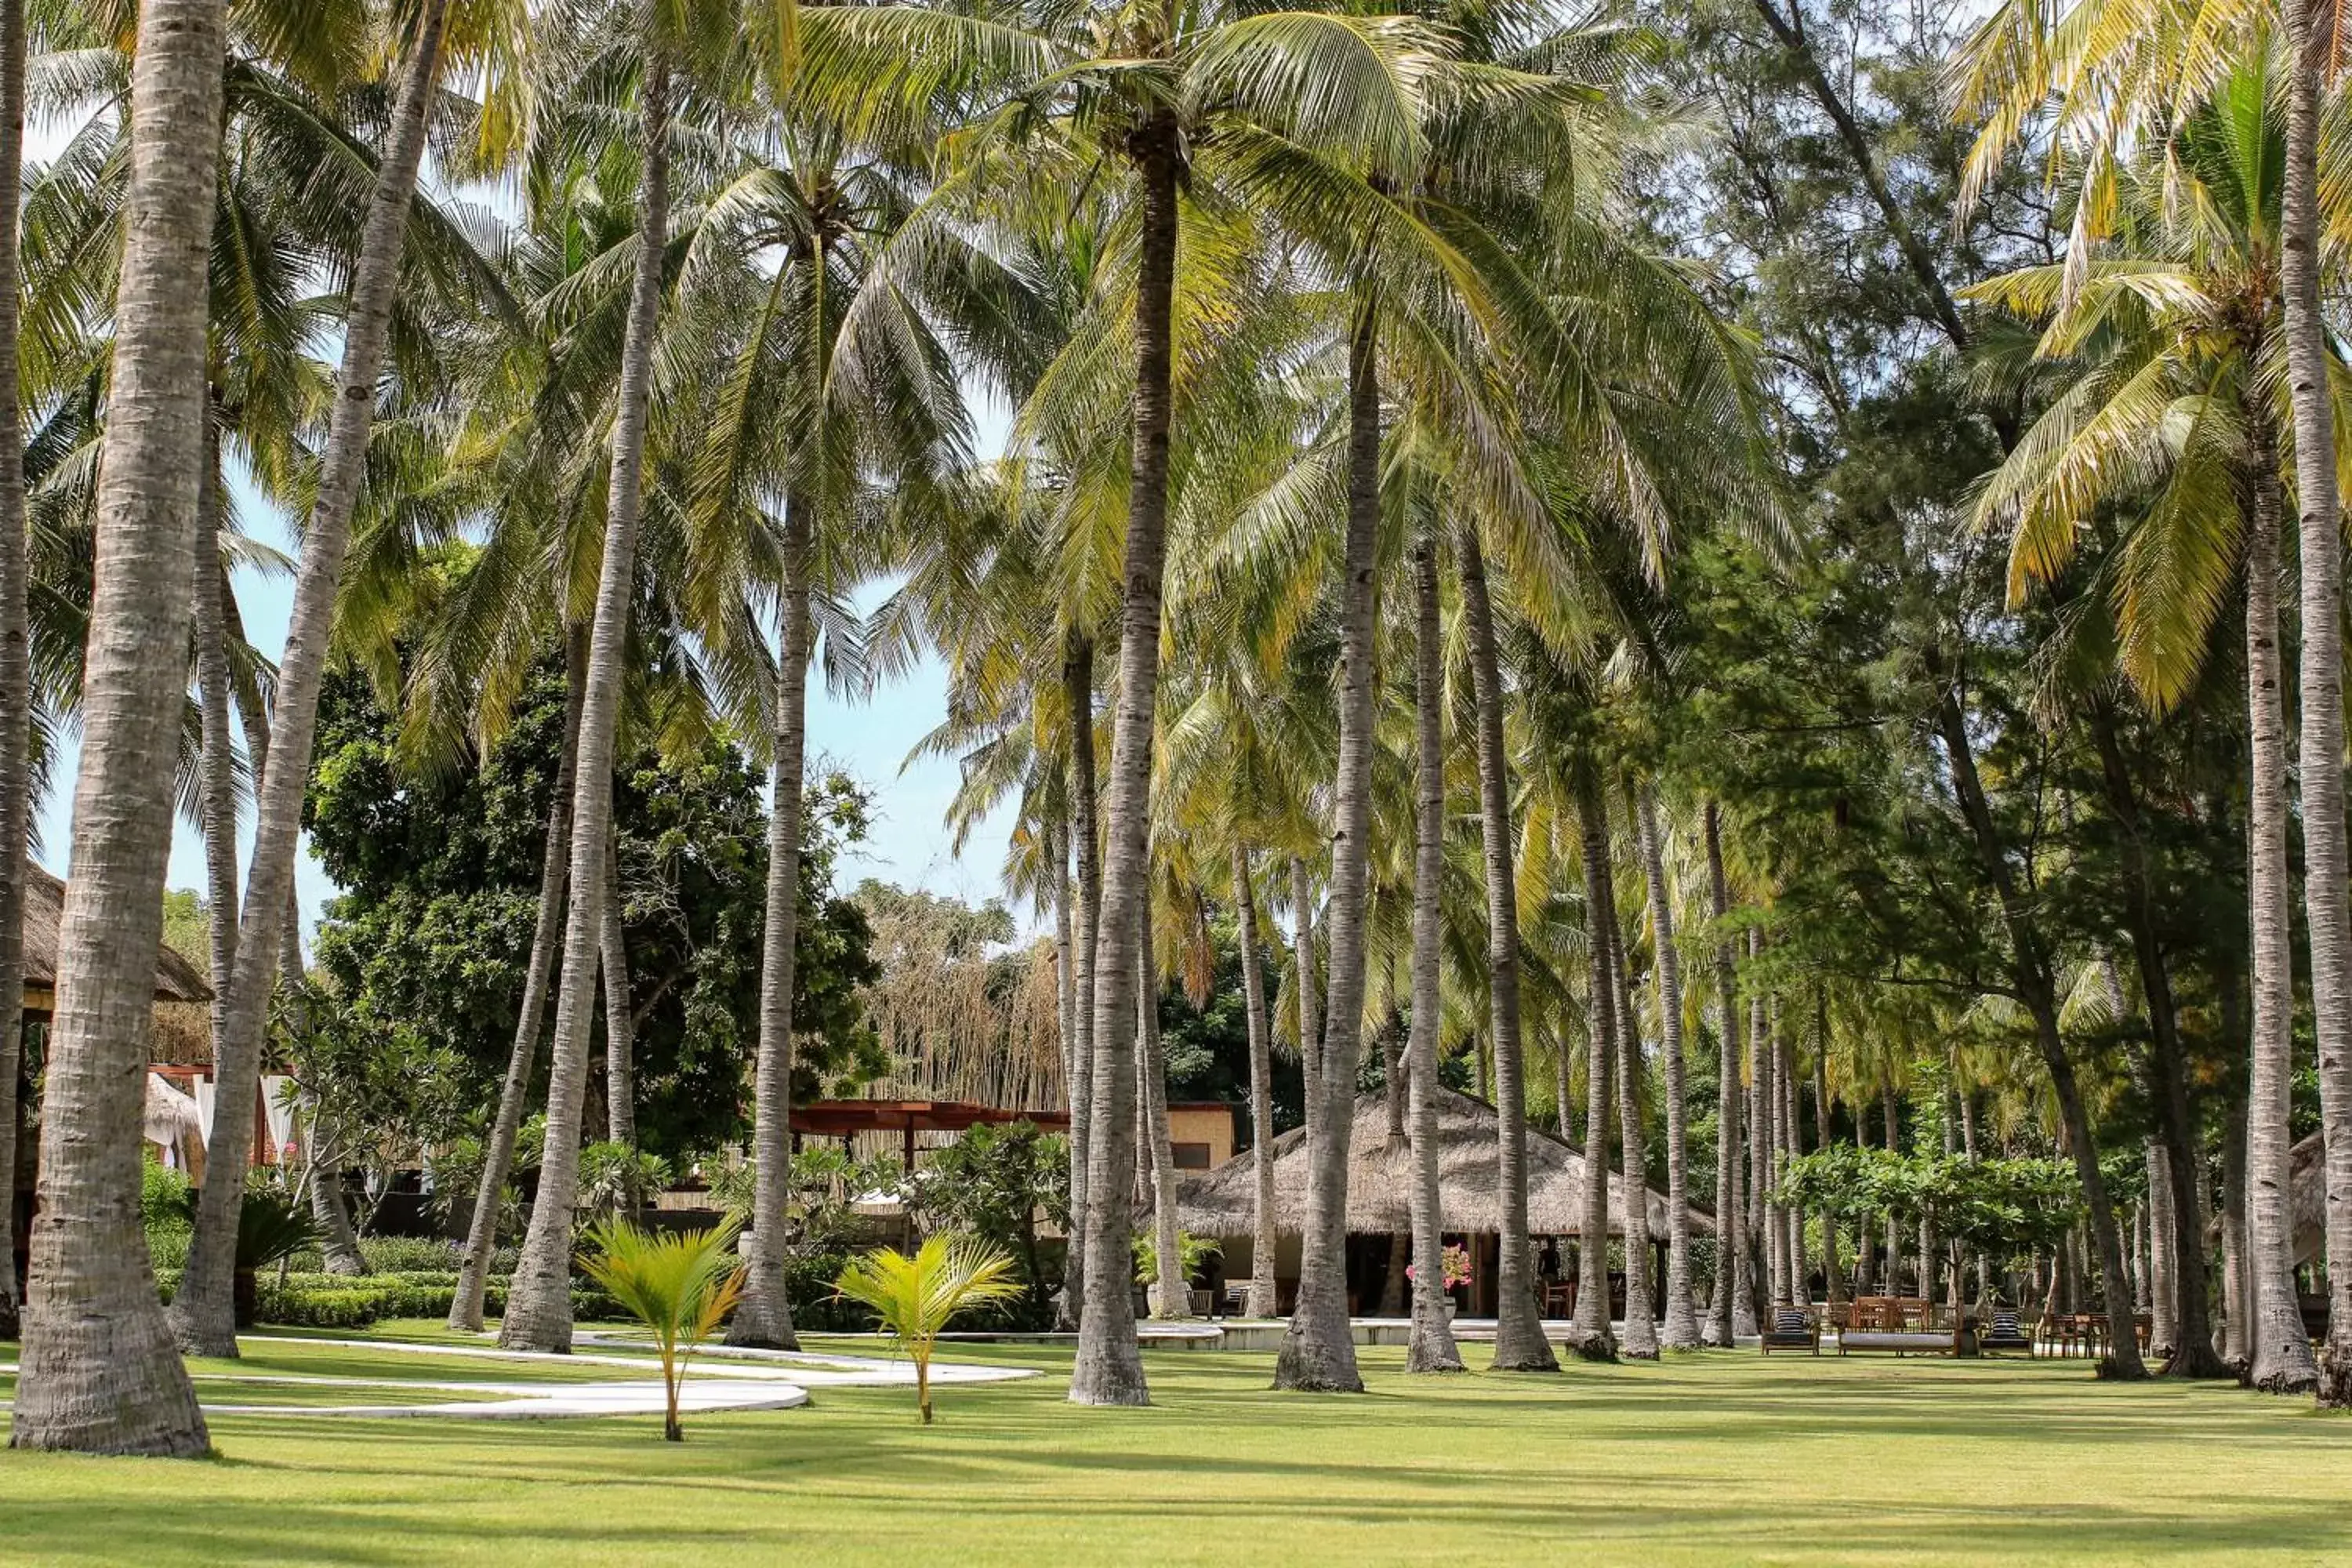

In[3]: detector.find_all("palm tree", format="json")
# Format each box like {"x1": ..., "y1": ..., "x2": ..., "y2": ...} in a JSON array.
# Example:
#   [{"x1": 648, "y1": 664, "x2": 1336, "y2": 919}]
[
  {"x1": 503, "y1": 0, "x2": 797, "y2": 1350},
  {"x1": 1702, "y1": 800, "x2": 1746, "y2": 1345},
  {"x1": 1404, "y1": 528, "x2": 1465, "y2": 1371},
  {"x1": 1965, "y1": 58, "x2": 2324, "y2": 1388},
  {"x1": 834, "y1": 1236, "x2": 1025, "y2": 1425},
  {"x1": 1633, "y1": 780, "x2": 1699, "y2": 1348},
  {"x1": 0, "y1": 0, "x2": 31, "y2": 1345},
  {"x1": 1455, "y1": 517, "x2": 1558, "y2": 1371},
  {"x1": 7, "y1": 0, "x2": 224, "y2": 1457},
  {"x1": 1955, "y1": 0, "x2": 2351, "y2": 1398},
  {"x1": 169, "y1": 0, "x2": 459, "y2": 1357},
  {"x1": 800, "y1": 0, "x2": 1454, "y2": 1406},
  {"x1": 581, "y1": 1217, "x2": 747, "y2": 1441}
]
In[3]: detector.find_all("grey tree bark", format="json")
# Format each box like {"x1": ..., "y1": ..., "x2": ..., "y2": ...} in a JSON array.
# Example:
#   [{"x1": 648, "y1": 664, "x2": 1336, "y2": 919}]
[
  {"x1": 170, "y1": 0, "x2": 454, "y2": 1357},
  {"x1": 0, "y1": 0, "x2": 27, "y2": 1345},
  {"x1": 502, "y1": 42, "x2": 668, "y2": 1353},
  {"x1": 1271, "y1": 306, "x2": 1377, "y2": 1394},
  {"x1": 728, "y1": 499, "x2": 811, "y2": 1350},
  {"x1": 1067, "y1": 112, "x2": 1180, "y2": 1407},
  {"x1": 1571, "y1": 775, "x2": 1617, "y2": 1357},
  {"x1": 1608, "y1": 877, "x2": 1658, "y2": 1359},
  {"x1": 449, "y1": 622, "x2": 585, "y2": 1332},
  {"x1": 1634, "y1": 783, "x2": 1698, "y2": 1349},
  {"x1": 1138, "y1": 908, "x2": 1187, "y2": 1318},
  {"x1": 601, "y1": 827, "x2": 635, "y2": 1148},
  {"x1": 1750, "y1": 936, "x2": 1773, "y2": 1319},
  {"x1": 1290, "y1": 855, "x2": 1321, "y2": 1109},
  {"x1": 8, "y1": 0, "x2": 223, "y2": 1455},
  {"x1": 1058, "y1": 633, "x2": 1098, "y2": 1331},
  {"x1": 1405, "y1": 534, "x2": 1463, "y2": 1373},
  {"x1": 1814, "y1": 1048, "x2": 1845, "y2": 1306},
  {"x1": 2146, "y1": 1140, "x2": 2178, "y2": 1358},
  {"x1": 1704, "y1": 803, "x2": 1744, "y2": 1346},
  {"x1": 191, "y1": 447, "x2": 238, "y2": 1058},
  {"x1": 2240, "y1": 439, "x2": 2319, "y2": 1393},
  {"x1": 1457, "y1": 521, "x2": 1556, "y2": 1373},
  {"x1": 2281, "y1": 0, "x2": 2352, "y2": 1407},
  {"x1": 1232, "y1": 844, "x2": 1279, "y2": 1319},
  {"x1": 2220, "y1": 1108, "x2": 2252, "y2": 1367}
]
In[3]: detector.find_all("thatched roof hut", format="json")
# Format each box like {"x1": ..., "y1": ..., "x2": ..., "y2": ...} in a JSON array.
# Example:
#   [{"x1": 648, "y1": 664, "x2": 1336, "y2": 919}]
[
  {"x1": 1174, "y1": 1087, "x2": 1711, "y2": 1240},
  {"x1": 22, "y1": 862, "x2": 212, "y2": 1004},
  {"x1": 21, "y1": 863, "x2": 213, "y2": 1064}
]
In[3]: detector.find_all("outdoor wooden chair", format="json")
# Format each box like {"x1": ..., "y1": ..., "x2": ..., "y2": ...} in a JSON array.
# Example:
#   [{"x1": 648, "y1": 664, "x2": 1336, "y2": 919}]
[
  {"x1": 1977, "y1": 1306, "x2": 2035, "y2": 1356},
  {"x1": 1760, "y1": 1305, "x2": 1820, "y2": 1355}
]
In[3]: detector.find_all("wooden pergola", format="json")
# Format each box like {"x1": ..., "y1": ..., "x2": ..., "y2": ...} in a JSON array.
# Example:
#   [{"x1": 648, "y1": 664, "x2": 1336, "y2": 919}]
[{"x1": 789, "y1": 1099, "x2": 1069, "y2": 1170}]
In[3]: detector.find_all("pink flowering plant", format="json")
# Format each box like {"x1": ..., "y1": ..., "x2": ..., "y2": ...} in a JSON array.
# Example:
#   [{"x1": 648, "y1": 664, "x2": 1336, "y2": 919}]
[{"x1": 1403, "y1": 1243, "x2": 1475, "y2": 1293}]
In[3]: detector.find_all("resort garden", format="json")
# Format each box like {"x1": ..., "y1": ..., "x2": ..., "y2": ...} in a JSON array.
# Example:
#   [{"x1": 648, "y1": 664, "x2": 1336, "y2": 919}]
[{"x1": 7, "y1": 0, "x2": 2352, "y2": 1559}]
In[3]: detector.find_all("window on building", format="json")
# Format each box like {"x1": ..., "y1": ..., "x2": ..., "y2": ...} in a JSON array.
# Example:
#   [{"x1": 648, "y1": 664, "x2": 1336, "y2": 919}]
[{"x1": 1171, "y1": 1142, "x2": 1212, "y2": 1171}]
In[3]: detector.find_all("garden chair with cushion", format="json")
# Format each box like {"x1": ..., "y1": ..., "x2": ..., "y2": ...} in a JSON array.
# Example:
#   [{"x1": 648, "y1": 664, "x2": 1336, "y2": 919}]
[{"x1": 1760, "y1": 1305, "x2": 1820, "y2": 1355}]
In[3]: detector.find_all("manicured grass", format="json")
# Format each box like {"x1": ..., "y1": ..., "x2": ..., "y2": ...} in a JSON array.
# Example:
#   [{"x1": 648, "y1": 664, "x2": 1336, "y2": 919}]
[{"x1": 5, "y1": 1323, "x2": 2350, "y2": 1564}]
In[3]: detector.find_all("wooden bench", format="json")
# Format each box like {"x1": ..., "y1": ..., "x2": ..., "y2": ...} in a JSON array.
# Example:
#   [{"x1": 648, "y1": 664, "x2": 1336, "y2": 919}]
[{"x1": 1836, "y1": 1296, "x2": 1960, "y2": 1356}]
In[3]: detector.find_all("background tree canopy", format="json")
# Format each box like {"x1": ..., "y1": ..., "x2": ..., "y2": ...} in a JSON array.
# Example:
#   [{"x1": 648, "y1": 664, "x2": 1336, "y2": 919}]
[{"x1": 292, "y1": 650, "x2": 882, "y2": 1164}]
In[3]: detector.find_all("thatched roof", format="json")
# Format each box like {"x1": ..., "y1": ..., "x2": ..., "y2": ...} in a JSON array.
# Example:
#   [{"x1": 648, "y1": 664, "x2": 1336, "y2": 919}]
[
  {"x1": 1174, "y1": 1087, "x2": 1711, "y2": 1240},
  {"x1": 22, "y1": 862, "x2": 212, "y2": 1005}
]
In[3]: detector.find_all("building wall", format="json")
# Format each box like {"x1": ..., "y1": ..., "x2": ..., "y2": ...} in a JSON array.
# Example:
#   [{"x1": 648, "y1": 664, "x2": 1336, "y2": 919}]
[{"x1": 1166, "y1": 1103, "x2": 1235, "y2": 1172}]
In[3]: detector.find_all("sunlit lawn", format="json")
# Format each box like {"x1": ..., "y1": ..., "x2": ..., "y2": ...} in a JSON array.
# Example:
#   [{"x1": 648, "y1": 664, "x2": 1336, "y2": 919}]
[{"x1": 5, "y1": 1319, "x2": 2350, "y2": 1564}]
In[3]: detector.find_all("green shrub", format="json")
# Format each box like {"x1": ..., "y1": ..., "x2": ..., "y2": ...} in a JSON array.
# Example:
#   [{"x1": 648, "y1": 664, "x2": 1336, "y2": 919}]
[
  {"x1": 359, "y1": 1236, "x2": 466, "y2": 1273},
  {"x1": 147, "y1": 1229, "x2": 192, "y2": 1272},
  {"x1": 253, "y1": 1283, "x2": 381, "y2": 1328},
  {"x1": 142, "y1": 1162, "x2": 194, "y2": 1232}
]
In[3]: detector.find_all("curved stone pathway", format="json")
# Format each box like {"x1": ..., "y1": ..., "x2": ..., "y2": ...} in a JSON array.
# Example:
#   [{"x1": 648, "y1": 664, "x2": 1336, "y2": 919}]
[{"x1": 0, "y1": 1334, "x2": 1034, "y2": 1421}]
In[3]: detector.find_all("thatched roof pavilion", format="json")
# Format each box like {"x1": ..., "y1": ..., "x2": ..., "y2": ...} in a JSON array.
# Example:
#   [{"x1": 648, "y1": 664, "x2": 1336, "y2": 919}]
[
  {"x1": 22, "y1": 862, "x2": 212, "y2": 1004},
  {"x1": 21, "y1": 862, "x2": 213, "y2": 1062},
  {"x1": 1174, "y1": 1087, "x2": 1710, "y2": 1241}
]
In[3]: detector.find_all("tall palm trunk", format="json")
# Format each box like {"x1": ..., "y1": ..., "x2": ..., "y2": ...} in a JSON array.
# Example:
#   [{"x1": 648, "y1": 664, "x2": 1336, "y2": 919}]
[
  {"x1": 2281, "y1": 0, "x2": 2352, "y2": 1406},
  {"x1": 1059, "y1": 633, "x2": 1098, "y2": 1330},
  {"x1": 2221, "y1": 1105, "x2": 2252, "y2": 1366},
  {"x1": 191, "y1": 448, "x2": 238, "y2": 1046},
  {"x1": 1457, "y1": 521, "x2": 1556, "y2": 1373},
  {"x1": 1232, "y1": 844, "x2": 1279, "y2": 1319},
  {"x1": 728, "y1": 499, "x2": 811, "y2": 1350},
  {"x1": 1405, "y1": 534, "x2": 1463, "y2": 1373},
  {"x1": 2146, "y1": 1139, "x2": 2178, "y2": 1356},
  {"x1": 1814, "y1": 1048, "x2": 1846, "y2": 1306},
  {"x1": 1751, "y1": 938, "x2": 1773, "y2": 1319},
  {"x1": 1290, "y1": 855, "x2": 1321, "y2": 1102},
  {"x1": 1758, "y1": 979, "x2": 1783, "y2": 1301},
  {"x1": 502, "y1": 45, "x2": 669, "y2": 1353},
  {"x1": 0, "y1": 0, "x2": 26, "y2": 1345},
  {"x1": 1067, "y1": 111, "x2": 1180, "y2": 1408},
  {"x1": 2240, "y1": 438, "x2": 2320, "y2": 1393},
  {"x1": 1272, "y1": 306, "x2": 1381, "y2": 1395},
  {"x1": 8, "y1": 0, "x2": 223, "y2": 1456},
  {"x1": 1138, "y1": 905, "x2": 1187, "y2": 1317},
  {"x1": 1634, "y1": 782, "x2": 1697, "y2": 1348},
  {"x1": 1571, "y1": 774, "x2": 1617, "y2": 1356},
  {"x1": 601, "y1": 828, "x2": 635, "y2": 1147},
  {"x1": 1609, "y1": 884, "x2": 1659, "y2": 1359},
  {"x1": 234, "y1": 678, "x2": 360, "y2": 1275},
  {"x1": 170, "y1": 0, "x2": 454, "y2": 1356},
  {"x1": 450, "y1": 622, "x2": 586, "y2": 1331},
  {"x1": 1704, "y1": 803, "x2": 1744, "y2": 1346}
]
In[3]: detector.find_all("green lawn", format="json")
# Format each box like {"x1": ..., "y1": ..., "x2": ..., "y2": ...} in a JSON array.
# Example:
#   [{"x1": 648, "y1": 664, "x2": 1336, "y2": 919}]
[{"x1": 5, "y1": 1321, "x2": 2350, "y2": 1564}]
